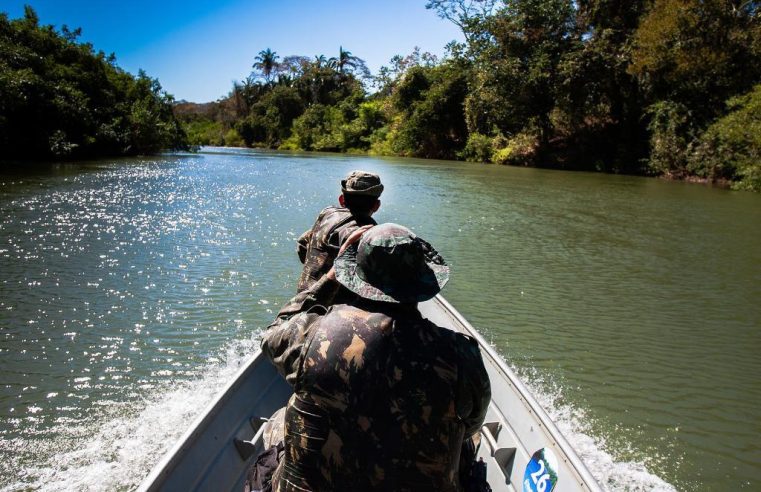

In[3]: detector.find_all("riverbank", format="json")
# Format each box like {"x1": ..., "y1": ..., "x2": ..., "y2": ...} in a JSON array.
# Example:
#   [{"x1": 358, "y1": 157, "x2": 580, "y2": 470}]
[
  {"x1": 174, "y1": 0, "x2": 761, "y2": 194},
  {"x1": 188, "y1": 142, "x2": 749, "y2": 193},
  {"x1": 0, "y1": 9, "x2": 189, "y2": 163}
]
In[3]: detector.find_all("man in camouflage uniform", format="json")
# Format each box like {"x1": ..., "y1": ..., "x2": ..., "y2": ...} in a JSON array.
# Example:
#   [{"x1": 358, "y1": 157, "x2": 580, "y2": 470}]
[
  {"x1": 262, "y1": 223, "x2": 491, "y2": 491},
  {"x1": 295, "y1": 170, "x2": 383, "y2": 293}
]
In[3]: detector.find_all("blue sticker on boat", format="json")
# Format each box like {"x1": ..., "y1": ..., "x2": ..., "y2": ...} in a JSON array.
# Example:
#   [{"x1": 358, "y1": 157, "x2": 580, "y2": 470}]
[{"x1": 523, "y1": 447, "x2": 558, "y2": 492}]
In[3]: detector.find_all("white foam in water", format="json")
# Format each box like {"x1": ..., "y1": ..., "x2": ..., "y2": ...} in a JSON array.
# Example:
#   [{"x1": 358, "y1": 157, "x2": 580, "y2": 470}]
[
  {"x1": 517, "y1": 367, "x2": 678, "y2": 492},
  {"x1": 4, "y1": 338, "x2": 260, "y2": 492},
  {"x1": 5, "y1": 336, "x2": 675, "y2": 492}
]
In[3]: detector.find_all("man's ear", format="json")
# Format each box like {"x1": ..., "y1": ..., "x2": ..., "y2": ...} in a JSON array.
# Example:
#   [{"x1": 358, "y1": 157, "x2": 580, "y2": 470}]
[
  {"x1": 338, "y1": 194, "x2": 345, "y2": 207},
  {"x1": 372, "y1": 199, "x2": 381, "y2": 213}
]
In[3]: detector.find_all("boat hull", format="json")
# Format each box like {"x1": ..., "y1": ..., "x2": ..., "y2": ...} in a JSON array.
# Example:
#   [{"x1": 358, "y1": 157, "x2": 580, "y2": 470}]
[{"x1": 138, "y1": 296, "x2": 601, "y2": 492}]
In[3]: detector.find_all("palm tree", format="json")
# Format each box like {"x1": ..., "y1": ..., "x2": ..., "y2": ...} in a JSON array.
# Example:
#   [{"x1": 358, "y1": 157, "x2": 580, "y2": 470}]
[
  {"x1": 276, "y1": 74, "x2": 293, "y2": 87},
  {"x1": 314, "y1": 55, "x2": 327, "y2": 68},
  {"x1": 253, "y1": 48, "x2": 279, "y2": 82},
  {"x1": 328, "y1": 46, "x2": 359, "y2": 74}
]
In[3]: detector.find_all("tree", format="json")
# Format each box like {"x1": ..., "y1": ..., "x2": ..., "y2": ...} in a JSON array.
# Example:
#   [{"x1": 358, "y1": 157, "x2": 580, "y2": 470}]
[
  {"x1": 329, "y1": 46, "x2": 354, "y2": 73},
  {"x1": 328, "y1": 46, "x2": 370, "y2": 79},
  {"x1": 278, "y1": 55, "x2": 311, "y2": 78},
  {"x1": 630, "y1": 0, "x2": 761, "y2": 121},
  {"x1": 629, "y1": 0, "x2": 761, "y2": 174},
  {"x1": 389, "y1": 63, "x2": 469, "y2": 159},
  {"x1": 426, "y1": 0, "x2": 501, "y2": 41},
  {"x1": 0, "y1": 7, "x2": 186, "y2": 161},
  {"x1": 553, "y1": 0, "x2": 649, "y2": 172},
  {"x1": 689, "y1": 84, "x2": 761, "y2": 191},
  {"x1": 374, "y1": 48, "x2": 441, "y2": 95},
  {"x1": 237, "y1": 85, "x2": 304, "y2": 147},
  {"x1": 465, "y1": 0, "x2": 577, "y2": 147},
  {"x1": 253, "y1": 48, "x2": 279, "y2": 83}
]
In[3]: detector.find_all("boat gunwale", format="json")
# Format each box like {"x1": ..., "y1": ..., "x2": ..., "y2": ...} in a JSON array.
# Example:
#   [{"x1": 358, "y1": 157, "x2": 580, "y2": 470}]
[{"x1": 136, "y1": 353, "x2": 266, "y2": 492}]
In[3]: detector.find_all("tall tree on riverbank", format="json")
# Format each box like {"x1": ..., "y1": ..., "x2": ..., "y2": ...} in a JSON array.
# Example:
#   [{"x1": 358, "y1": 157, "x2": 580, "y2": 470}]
[
  {"x1": 453, "y1": 0, "x2": 579, "y2": 166},
  {"x1": 0, "y1": 7, "x2": 187, "y2": 162},
  {"x1": 629, "y1": 0, "x2": 761, "y2": 177},
  {"x1": 555, "y1": 0, "x2": 648, "y2": 172},
  {"x1": 253, "y1": 48, "x2": 279, "y2": 83}
]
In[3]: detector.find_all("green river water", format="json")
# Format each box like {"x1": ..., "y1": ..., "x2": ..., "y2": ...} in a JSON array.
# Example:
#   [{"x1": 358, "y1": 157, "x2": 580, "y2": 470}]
[{"x1": 0, "y1": 147, "x2": 759, "y2": 491}]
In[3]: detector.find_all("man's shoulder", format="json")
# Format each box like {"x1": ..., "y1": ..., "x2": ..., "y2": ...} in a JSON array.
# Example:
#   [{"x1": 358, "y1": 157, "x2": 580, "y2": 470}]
[
  {"x1": 314, "y1": 205, "x2": 341, "y2": 221},
  {"x1": 317, "y1": 304, "x2": 395, "y2": 339},
  {"x1": 418, "y1": 318, "x2": 483, "y2": 359},
  {"x1": 322, "y1": 303, "x2": 387, "y2": 325},
  {"x1": 317, "y1": 205, "x2": 347, "y2": 216},
  {"x1": 314, "y1": 206, "x2": 353, "y2": 230}
]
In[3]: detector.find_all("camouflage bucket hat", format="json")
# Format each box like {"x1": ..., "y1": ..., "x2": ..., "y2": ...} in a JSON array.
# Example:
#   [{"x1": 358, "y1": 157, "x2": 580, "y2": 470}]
[
  {"x1": 334, "y1": 223, "x2": 449, "y2": 303},
  {"x1": 341, "y1": 170, "x2": 384, "y2": 197}
]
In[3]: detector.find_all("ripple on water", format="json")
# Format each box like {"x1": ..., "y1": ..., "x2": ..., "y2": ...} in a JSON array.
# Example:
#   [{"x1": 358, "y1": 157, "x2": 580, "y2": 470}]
[{"x1": 2, "y1": 150, "x2": 760, "y2": 491}]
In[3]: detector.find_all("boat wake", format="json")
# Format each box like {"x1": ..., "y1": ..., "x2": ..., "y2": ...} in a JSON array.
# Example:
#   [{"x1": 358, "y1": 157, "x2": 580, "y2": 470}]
[
  {"x1": 515, "y1": 367, "x2": 678, "y2": 492},
  {"x1": 2, "y1": 338, "x2": 260, "y2": 492},
  {"x1": 4, "y1": 336, "x2": 675, "y2": 492}
]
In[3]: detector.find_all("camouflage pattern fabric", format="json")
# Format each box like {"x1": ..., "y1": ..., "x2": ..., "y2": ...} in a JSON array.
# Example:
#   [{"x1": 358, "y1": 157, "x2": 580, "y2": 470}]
[
  {"x1": 341, "y1": 170, "x2": 384, "y2": 197},
  {"x1": 262, "y1": 276, "x2": 339, "y2": 385},
  {"x1": 296, "y1": 206, "x2": 376, "y2": 293},
  {"x1": 262, "y1": 290, "x2": 491, "y2": 492},
  {"x1": 334, "y1": 223, "x2": 449, "y2": 304}
]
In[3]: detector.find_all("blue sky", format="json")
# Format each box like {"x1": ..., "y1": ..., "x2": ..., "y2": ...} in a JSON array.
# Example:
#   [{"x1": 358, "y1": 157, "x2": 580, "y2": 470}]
[{"x1": 4, "y1": 0, "x2": 463, "y2": 102}]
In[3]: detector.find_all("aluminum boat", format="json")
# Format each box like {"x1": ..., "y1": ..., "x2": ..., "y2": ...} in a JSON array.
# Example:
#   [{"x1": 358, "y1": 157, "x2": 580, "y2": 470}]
[{"x1": 138, "y1": 295, "x2": 602, "y2": 492}]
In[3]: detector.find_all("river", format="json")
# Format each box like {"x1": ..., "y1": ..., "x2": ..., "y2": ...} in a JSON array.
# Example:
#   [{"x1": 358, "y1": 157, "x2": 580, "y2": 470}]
[{"x1": 1, "y1": 147, "x2": 759, "y2": 491}]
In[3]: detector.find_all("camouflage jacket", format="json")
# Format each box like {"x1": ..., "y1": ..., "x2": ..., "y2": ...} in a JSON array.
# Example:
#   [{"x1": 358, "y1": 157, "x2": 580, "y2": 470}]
[
  {"x1": 296, "y1": 206, "x2": 376, "y2": 293},
  {"x1": 261, "y1": 278, "x2": 491, "y2": 492}
]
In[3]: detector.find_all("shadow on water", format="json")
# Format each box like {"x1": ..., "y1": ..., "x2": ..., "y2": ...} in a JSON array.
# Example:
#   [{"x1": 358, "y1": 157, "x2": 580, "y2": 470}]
[{"x1": 0, "y1": 152, "x2": 195, "y2": 177}]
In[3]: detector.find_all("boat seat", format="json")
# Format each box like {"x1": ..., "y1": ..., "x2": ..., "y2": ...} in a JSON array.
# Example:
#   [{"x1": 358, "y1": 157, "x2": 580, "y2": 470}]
[
  {"x1": 480, "y1": 421, "x2": 517, "y2": 489},
  {"x1": 233, "y1": 417, "x2": 269, "y2": 460}
]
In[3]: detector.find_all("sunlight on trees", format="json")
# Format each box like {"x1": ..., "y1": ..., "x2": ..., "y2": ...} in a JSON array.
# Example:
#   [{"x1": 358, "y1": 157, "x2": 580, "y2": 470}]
[
  {"x1": 0, "y1": 7, "x2": 188, "y2": 161},
  {"x1": 7, "y1": 4, "x2": 757, "y2": 189}
]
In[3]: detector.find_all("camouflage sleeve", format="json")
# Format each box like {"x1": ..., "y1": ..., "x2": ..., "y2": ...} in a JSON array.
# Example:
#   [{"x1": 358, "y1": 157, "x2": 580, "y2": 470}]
[
  {"x1": 296, "y1": 228, "x2": 312, "y2": 264},
  {"x1": 261, "y1": 275, "x2": 340, "y2": 385},
  {"x1": 297, "y1": 209, "x2": 328, "y2": 264},
  {"x1": 459, "y1": 338, "x2": 491, "y2": 438},
  {"x1": 333, "y1": 223, "x2": 356, "y2": 250},
  {"x1": 326, "y1": 226, "x2": 345, "y2": 256}
]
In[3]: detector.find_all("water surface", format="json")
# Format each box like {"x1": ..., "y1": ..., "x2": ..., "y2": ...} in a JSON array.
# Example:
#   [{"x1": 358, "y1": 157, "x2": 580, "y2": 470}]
[{"x1": 1, "y1": 148, "x2": 759, "y2": 491}]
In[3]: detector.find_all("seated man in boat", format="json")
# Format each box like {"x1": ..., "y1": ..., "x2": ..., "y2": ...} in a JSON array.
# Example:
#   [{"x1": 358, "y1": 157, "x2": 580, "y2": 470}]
[
  {"x1": 262, "y1": 223, "x2": 491, "y2": 491},
  {"x1": 295, "y1": 170, "x2": 383, "y2": 293}
]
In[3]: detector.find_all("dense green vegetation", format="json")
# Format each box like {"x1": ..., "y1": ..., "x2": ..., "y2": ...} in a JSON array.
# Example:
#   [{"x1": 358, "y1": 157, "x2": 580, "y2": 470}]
[
  {"x1": 2, "y1": 4, "x2": 758, "y2": 190},
  {"x1": 177, "y1": 0, "x2": 761, "y2": 191},
  {"x1": 0, "y1": 7, "x2": 187, "y2": 162}
]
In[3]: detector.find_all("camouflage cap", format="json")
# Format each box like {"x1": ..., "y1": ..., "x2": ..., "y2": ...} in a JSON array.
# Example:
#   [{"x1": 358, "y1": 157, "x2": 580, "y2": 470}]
[
  {"x1": 341, "y1": 170, "x2": 384, "y2": 197},
  {"x1": 334, "y1": 223, "x2": 449, "y2": 303}
]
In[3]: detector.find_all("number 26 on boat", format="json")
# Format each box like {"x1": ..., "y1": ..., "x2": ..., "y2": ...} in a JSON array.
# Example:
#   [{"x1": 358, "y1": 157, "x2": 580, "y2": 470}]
[{"x1": 523, "y1": 447, "x2": 559, "y2": 492}]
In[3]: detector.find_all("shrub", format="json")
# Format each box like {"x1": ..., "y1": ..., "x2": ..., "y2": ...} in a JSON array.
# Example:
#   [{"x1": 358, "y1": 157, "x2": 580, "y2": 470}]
[
  {"x1": 183, "y1": 119, "x2": 225, "y2": 146},
  {"x1": 689, "y1": 85, "x2": 761, "y2": 192},
  {"x1": 223, "y1": 128, "x2": 245, "y2": 147},
  {"x1": 291, "y1": 105, "x2": 343, "y2": 151},
  {"x1": 644, "y1": 101, "x2": 692, "y2": 177},
  {"x1": 459, "y1": 133, "x2": 494, "y2": 163},
  {"x1": 493, "y1": 131, "x2": 539, "y2": 166}
]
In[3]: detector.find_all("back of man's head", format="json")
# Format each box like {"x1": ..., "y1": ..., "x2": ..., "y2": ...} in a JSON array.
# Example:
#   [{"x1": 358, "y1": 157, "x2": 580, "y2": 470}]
[{"x1": 340, "y1": 170, "x2": 383, "y2": 217}]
